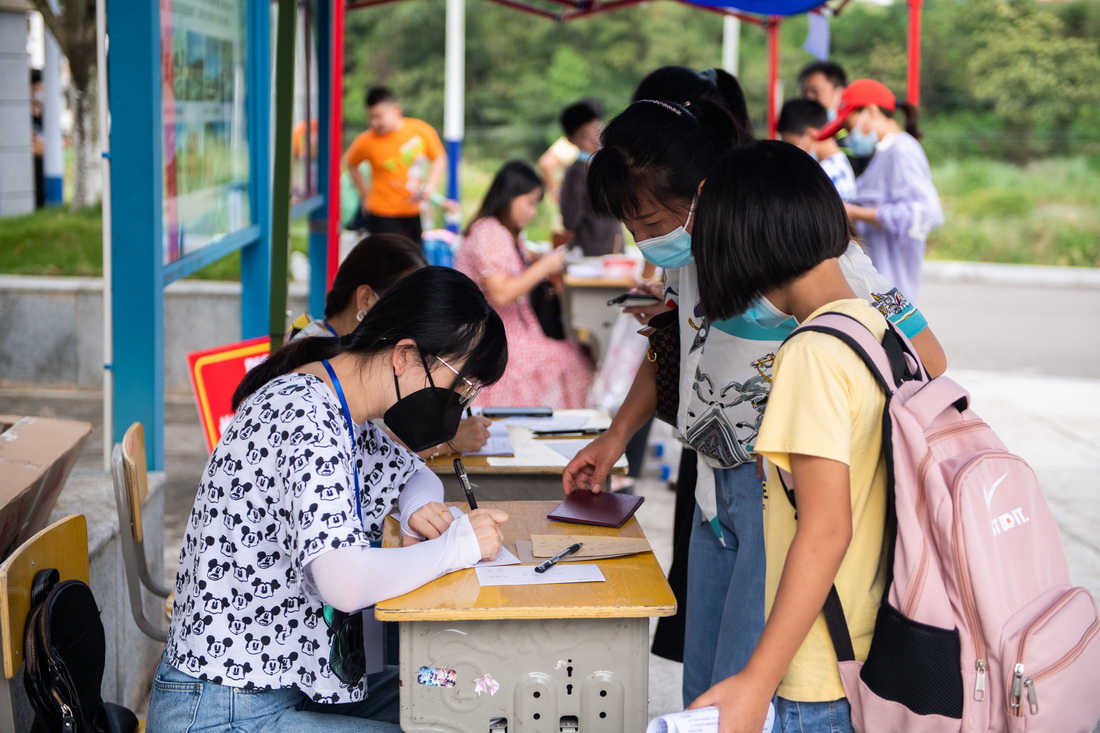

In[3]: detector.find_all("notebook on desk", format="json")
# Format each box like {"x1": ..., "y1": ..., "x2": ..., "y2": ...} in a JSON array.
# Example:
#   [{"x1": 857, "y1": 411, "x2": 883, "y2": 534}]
[{"x1": 547, "y1": 490, "x2": 645, "y2": 528}]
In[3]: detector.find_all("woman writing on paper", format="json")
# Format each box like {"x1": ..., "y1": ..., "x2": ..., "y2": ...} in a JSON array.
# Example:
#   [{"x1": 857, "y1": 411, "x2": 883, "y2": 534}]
[{"x1": 149, "y1": 267, "x2": 509, "y2": 732}]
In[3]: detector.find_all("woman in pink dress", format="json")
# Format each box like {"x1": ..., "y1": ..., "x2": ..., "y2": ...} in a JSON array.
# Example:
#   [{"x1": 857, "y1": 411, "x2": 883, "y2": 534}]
[{"x1": 455, "y1": 160, "x2": 594, "y2": 408}]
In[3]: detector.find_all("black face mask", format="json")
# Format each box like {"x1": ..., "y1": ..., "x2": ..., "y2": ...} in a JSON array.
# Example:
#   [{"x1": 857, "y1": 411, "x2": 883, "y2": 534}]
[{"x1": 383, "y1": 363, "x2": 464, "y2": 453}]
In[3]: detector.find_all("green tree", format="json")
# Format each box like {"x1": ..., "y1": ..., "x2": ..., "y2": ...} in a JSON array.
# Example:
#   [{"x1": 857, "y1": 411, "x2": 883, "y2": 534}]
[{"x1": 968, "y1": 1, "x2": 1100, "y2": 158}]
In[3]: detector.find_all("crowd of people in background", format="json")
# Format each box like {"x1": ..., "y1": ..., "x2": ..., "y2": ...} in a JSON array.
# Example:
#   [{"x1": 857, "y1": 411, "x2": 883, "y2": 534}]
[{"x1": 150, "y1": 60, "x2": 949, "y2": 732}]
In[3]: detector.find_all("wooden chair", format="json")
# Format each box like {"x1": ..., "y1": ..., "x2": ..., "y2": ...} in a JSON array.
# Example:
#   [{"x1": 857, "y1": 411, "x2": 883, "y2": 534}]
[
  {"x1": 112, "y1": 423, "x2": 171, "y2": 643},
  {"x1": 0, "y1": 514, "x2": 90, "y2": 730}
]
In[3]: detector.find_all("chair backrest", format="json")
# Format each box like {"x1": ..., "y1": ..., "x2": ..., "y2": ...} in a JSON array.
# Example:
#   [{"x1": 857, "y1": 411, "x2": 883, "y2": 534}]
[
  {"x1": 0, "y1": 514, "x2": 89, "y2": 681},
  {"x1": 121, "y1": 423, "x2": 149, "y2": 544}
]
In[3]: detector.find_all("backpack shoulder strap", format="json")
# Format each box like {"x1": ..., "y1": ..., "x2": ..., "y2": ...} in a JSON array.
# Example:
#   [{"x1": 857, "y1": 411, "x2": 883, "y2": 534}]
[
  {"x1": 783, "y1": 312, "x2": 924, "y2": 394},
  {"x1": 29, "y1": 568, "x2": 59, "y2": 609}
]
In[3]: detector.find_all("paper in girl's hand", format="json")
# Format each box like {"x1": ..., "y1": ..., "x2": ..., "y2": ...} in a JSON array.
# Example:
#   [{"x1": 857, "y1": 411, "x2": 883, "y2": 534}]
[
  {"x1": 645, "y1": 703, "x2": 775, "y2": 733},
  {"x1": 446, "y1": 507, "x2": 520, "y2": 567}
]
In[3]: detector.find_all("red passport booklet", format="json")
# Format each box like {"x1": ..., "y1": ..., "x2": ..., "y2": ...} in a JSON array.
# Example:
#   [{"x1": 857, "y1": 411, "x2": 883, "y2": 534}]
[{"x1": 546, "y1": 490, "x2": 645, "y2": 528}]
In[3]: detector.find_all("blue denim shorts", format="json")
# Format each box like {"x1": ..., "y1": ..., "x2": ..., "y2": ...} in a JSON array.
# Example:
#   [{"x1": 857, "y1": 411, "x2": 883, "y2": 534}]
[
  {"x1": 776, "y1": 696, "x2": 854, "y2": 733},
  {"x1": 147, "y1": 661, "x2": 400, "y2": 732}
]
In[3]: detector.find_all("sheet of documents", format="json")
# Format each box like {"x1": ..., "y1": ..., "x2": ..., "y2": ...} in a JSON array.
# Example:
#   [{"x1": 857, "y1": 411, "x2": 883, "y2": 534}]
[
  {"x1": 475, "y1": 564, "x2": 605, "y2": 587},
  {"x1": 646, "y1": 703, "x2": 774, "y2": 733},
  {"x1": 501, "y1": 416, "x2": 591, "y2": 431},
  {"x1": 476, "y1": 545, "x2": 520, "y2": 568},
  {"x1": 463, "y1": 421, "x2": 514, "y2": 457},
  {"x1": 541, "y1": 439, "x2": 592, "y2": 461},
  {"x1": 530, "y1": 535, "x2": 652, "y2": 558}
]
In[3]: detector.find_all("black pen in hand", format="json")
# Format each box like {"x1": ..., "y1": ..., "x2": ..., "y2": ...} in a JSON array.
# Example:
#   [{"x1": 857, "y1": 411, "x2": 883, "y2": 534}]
[
  {"x1": 453, "y1": 457, "x2": 478, "y2": 510},
  {"x1": 534, "y1": 542, "x2": 583, "y2": 573}
]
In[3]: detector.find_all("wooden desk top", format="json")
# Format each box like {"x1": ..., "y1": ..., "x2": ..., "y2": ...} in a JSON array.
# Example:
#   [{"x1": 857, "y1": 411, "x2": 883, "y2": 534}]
[
  {"x1": 563, "y1": 274, "x2": 635, "y2": 289},
  {"x1": 375, "y1": 501, "x2": 676, "y2": 622},
  {"x1": 426, "y1": 409, "x2": 627, "y2": 476}
]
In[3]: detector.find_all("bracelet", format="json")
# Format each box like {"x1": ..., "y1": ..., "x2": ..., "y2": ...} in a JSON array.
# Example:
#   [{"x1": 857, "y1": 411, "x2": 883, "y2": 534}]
[{"x1": 445, "y1": 440, "x2": 458, "y2": 454}]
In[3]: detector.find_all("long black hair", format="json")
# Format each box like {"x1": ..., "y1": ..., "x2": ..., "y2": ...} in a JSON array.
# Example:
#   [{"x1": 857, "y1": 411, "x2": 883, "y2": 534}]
[
  {"x1": 632, "y1": 65, "x2": 753, "y2": 137},
  {"x1": 587, "y1": 97, "x2": 747, "y2": 222},
  {"x1": 464, "y1": 160, "x2": 543, "y2": 236},
  {"x1": 324, "y1": 233, "x2": 427, "y2": 318},
  {"x1": 233, "y1": 267, "x2": 508, "y2": 409},
  {"x1": 693, "y1": 141, "x2": 854, "y2": 321}
]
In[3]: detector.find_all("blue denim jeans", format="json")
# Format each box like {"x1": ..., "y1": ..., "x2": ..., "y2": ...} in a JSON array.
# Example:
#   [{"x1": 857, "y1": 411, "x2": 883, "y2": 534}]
[
  {"x1": 681, "y1": 462, "x2": 767, "y2": 706},
  {"x1": 776, "y1": 697, "x2": 854, "y2": 733},
  {"x1": 147, "y1": 661, "x2": 401, "y2": 732}
]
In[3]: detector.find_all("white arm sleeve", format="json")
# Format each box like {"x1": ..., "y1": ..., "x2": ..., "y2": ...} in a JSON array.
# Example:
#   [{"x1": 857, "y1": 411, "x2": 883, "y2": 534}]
[
  {"x1": 309, "y1": 513, "x2": 482, "y2": 612},
  {"x1": 398, "y1": 465, "x2": 444, "y2": 538}
]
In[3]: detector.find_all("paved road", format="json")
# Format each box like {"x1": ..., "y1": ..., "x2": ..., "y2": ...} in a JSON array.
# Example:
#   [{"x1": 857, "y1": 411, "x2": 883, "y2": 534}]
[{"x1": 920, "y1": 279, "x2": 1100, "y2": 378}]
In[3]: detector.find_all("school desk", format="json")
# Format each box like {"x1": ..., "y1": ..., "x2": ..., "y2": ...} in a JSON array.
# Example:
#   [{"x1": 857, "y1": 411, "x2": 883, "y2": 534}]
[
  {"x1": 562, "y1": 273, "x2": 635, "y2": 367},
  {"x1": 376, "y1": 500, "x2": 676, "y2": 733},
  {"x1": 426, "y1": 409, "x2": 627, "y2": 501}
]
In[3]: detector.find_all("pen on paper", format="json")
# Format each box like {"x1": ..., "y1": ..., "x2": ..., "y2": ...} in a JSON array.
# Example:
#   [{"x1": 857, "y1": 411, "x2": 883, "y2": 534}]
[
  {"x1": 532, "y1": 428, "x2": 607, "y2": 437},
  {"x1": 453, "y1": 458, "x2": 478, "y2": 510},
  {"x1": 534, "y1": 542, "x2": 583, "y2": 573}
]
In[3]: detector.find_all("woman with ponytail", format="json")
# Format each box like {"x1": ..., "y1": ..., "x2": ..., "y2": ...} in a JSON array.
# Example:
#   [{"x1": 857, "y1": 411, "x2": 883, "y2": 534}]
[
  {"x1": 564, "y1": 73, "x2": 946, "y2": 708},
  {"x1": 815, "y1": 79, "x2": 943, "y2": 302},
  {"x1": 149, "y1": 267, "x2": 510, "y2": 732}
]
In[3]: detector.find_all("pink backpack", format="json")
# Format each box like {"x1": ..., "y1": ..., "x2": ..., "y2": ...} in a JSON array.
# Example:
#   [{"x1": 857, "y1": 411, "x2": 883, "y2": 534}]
[{"x1": 781, "y1": 313, "x2": 1100, "y2": 733}]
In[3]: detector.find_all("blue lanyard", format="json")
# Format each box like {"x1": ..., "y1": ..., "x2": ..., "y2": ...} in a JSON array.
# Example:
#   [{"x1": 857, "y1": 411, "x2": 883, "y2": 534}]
[
  {"x1": 322, "y1": 320, "x2": 338, "y2": 337},
  {"x1": 321, "y1": 359, "x2": 362, "y2": 523}
]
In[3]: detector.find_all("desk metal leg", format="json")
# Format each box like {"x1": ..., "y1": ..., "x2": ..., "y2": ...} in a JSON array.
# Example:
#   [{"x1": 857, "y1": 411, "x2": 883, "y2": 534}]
[{"x1": 399, "y1": 617, "x2": 649, "y2": 733}]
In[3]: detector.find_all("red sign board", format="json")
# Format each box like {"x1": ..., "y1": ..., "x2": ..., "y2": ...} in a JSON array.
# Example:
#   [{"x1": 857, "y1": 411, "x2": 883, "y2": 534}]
[{"x1": 187, "y1": 336, "x2": 271, "y2": 453}]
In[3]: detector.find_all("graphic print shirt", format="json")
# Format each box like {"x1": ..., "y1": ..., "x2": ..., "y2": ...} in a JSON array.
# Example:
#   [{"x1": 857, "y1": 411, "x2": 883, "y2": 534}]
[{"x1": 164, "y1": 372, "x2": 419, "y2": 703}]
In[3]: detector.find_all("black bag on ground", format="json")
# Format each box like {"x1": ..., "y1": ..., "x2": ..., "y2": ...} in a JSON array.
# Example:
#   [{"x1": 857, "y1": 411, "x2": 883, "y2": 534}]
[{"x1": 23, "y1": 568, "x2": 138, "y2": 733}]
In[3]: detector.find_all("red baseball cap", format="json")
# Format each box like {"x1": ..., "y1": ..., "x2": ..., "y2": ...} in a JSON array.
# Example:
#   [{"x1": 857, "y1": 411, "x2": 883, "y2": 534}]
[{"x1": 816, "y1": 79, "x2": 897, "y2": 140}]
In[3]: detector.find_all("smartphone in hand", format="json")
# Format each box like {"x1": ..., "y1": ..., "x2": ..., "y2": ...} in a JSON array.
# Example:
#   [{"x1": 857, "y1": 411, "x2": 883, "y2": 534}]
[{"x1": 607, "y1": 293, "x2": 661, "y2": 308}]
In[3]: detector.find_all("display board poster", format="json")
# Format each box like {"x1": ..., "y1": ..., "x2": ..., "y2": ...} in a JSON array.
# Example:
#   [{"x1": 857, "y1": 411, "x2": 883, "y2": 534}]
[
  {"x1": 161, "y1": 0, "x2": 250, "y2": 264},
  {"x1": 187, "y1": 336, "x2": 270, "y2": 453}
]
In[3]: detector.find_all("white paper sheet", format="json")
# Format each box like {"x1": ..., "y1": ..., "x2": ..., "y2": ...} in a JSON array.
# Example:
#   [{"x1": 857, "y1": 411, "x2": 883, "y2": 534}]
[
  {"x1": 646, "y1": 703, "x2": 774, "y2": 733},
  {"x1": 474, "y1": 564, "x2": 605, "y2": 587},
  {"x1": 541, "y1": 439, "x2": 592, "y2": 461},
  {"x1": 501, "y1": 416, "x2": 591, "y2": 431},
  {"x1": 463, "y1": 421, "x2": 514, "y2": 457},
  {"x1": 475, "y1": 546, "x2": 521, "y2": 568}
]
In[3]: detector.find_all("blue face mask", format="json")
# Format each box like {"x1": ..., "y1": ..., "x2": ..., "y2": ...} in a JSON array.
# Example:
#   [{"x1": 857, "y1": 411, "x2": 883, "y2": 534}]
[
  {"x1": 636, "y1": 195, "x2": 697, "y2": 269},
  {"x1": 577, "y1": 150, "x2": 593, "y2": 163},
  {"x1": 846, "y1": 110, "x2": 879, "y2": 157},
  {"x1": 742, "y1": 296, "x2": 796, "y2": 332}
]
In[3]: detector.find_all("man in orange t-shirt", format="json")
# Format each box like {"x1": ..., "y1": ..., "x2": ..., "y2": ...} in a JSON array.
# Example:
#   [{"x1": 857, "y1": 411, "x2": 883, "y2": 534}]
[{"x1": 344, "y1": 86, "x2": 447, "y2": 245}]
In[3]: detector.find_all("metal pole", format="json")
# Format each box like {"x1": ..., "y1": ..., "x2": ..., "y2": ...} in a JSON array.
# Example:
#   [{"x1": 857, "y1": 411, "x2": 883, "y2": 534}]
[
  {"x1": 444, "y1": 0, "x2": 465, "y2": 225},
  {"x1": 42, "y1": 0, "x2": 64, "y2": 205},
  {"x1": 269, "y1": 0, "x2": 297, "y2": 350},
  {"x1": 97, "y1": 0, "x2": 112, "y2": 470},
  {"x1": 326, "y1": 0, "x2": 345, "y2": 290},
  {"x1": 907, "y1": 0, "x2": 923, "y2": 107},
  {"x1": 722, "y1": 15, "x2": 740, "y2": 77},
  {"x1": 766, "y1": 17, "x2": 780, "y2": 140}
]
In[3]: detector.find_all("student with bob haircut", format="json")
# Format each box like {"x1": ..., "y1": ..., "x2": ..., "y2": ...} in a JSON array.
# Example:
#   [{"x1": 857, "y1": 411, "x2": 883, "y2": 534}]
[
  {"x1": 687, "y1": 139, "x2": 887, "y2": 733},
  {"x1": 565, "y1": 94, "x2": 945, "y2": 710},
  {"x1": 149, "y1": 267, "x2": 510, "y2": 732}
]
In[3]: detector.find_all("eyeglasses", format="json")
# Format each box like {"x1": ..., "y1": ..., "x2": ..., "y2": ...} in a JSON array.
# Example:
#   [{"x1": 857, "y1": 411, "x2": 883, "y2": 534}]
[
  {"x1": 433, "y1": 355, "x2": 483, "y2": 406},
  {"x1": 322, "y1": 605, "x2": 366, "y2": 685}
]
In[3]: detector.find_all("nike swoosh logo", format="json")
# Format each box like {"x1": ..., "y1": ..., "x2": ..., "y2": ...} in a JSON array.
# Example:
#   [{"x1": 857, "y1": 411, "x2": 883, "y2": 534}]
[{"x1": 984, "y1": 472, "x2": 1009, "y2": 510}]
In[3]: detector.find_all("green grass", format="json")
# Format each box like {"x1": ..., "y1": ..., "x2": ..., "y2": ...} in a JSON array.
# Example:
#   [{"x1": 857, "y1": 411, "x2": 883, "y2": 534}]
[
  {"x1": 3, "y1": 157, "x2": 1098, "y2": 279},
  {"x1": 928, "y1": 157, "x2": 1100, "y2": 267}
]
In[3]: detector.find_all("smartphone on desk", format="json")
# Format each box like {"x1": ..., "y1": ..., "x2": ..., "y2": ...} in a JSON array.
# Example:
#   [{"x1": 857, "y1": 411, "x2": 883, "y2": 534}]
[
  {"x1": 480, "y1": 406, "x2": 554, "y2": 418},
  {"x1": 607, "y1": 293, "x2": 660, "y2": 308}
]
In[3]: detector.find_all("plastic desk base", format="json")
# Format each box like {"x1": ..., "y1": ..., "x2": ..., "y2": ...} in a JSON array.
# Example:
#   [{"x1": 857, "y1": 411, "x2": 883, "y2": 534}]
[{"x1": 398, "y1": 617, "x2": 649, "y2": 733}]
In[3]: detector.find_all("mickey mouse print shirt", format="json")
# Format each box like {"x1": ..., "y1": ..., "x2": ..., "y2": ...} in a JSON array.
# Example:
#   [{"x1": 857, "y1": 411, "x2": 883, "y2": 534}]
[{"x1": 164, "y1": 372, "x2": 419, "y2": 703}]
